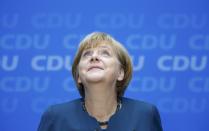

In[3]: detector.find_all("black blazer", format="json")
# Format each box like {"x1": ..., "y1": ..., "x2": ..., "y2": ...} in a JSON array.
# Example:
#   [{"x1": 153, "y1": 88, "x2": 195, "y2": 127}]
[{"x1": 38, "y1": 97, "x2": 163, "y2": 131}]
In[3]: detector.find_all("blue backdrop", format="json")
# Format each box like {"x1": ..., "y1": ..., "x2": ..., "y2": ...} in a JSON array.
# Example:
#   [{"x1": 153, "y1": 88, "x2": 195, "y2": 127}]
[{"x1": 0, "y1": 0, "x2": 209, "y2": 131}]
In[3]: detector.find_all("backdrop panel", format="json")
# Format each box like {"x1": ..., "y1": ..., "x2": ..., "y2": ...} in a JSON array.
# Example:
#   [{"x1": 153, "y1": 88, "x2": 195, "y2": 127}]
[{"x1": 0, "y1": 0, "x2": 209, "y2": 131}]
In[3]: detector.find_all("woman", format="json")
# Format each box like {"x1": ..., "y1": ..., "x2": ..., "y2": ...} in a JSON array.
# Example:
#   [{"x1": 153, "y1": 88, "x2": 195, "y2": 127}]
[{"x1": 38, "y1": 32, "x2": 163, "y2": 131}]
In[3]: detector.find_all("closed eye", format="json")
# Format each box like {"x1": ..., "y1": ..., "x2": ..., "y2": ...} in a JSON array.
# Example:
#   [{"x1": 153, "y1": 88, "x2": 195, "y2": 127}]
[
  {"x1": 82, "y1": 50, "x2": 92, "y2": 57},
  {"x1": 100, "y1": 49, "x2": 111, "y2": 56}
]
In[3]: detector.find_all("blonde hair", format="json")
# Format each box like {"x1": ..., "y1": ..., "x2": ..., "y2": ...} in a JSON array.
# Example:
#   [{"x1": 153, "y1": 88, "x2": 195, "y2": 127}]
[{"x1": 72, "y1": 32, "x2": 133, "y2": 97}]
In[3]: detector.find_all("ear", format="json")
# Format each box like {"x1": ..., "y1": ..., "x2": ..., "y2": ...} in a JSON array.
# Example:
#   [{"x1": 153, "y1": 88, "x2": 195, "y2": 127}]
[{"x1": 117, "y1": 68, "x2": 124, "y2": 81}]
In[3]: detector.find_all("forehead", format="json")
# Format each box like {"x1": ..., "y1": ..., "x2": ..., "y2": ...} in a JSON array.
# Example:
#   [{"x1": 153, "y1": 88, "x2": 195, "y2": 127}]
[{"x1": 80, "y1": 41, "x2": 116, "y2": 51}]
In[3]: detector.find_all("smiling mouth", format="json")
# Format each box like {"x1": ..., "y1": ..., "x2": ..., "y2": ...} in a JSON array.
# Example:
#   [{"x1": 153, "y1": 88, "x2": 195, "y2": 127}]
[{"x1": 88, "y1": 67, "x2": 104, "y2": 71}]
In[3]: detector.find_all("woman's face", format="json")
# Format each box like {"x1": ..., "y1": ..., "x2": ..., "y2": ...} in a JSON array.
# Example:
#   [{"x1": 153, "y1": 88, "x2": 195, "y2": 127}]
[{"x1": 77, "y1": 44, "x2": 124, "y2": 86}]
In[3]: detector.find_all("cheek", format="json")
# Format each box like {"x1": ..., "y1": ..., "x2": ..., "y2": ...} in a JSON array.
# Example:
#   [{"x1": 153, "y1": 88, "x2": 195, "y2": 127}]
[
  {"x1": 112, "y1": 59, "x2": 121, "y2": 69},
  {"x1": 78, "y1": 62, "x2": 89, "y2": 76},
  {"x1": 108, "y1": 61, "x2": 121, "y2": 74},
  {"x1": 78, "y1": 61, "x2": 86, "y2": 70},
  {"x1": 77, "y1": 63, "x2": 84, "y2": 75}
]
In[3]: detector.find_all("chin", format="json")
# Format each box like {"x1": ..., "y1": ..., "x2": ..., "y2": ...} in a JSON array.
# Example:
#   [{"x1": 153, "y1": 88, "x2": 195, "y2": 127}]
[{"x1": 85, "y1": 75, "x2": 105, "y2": 82}]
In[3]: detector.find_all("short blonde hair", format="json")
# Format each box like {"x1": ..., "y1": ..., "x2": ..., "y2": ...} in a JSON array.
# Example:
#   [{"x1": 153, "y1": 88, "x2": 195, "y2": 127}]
[{"x1": 72, "y1": 32, "x2": 132, "y2": 97}]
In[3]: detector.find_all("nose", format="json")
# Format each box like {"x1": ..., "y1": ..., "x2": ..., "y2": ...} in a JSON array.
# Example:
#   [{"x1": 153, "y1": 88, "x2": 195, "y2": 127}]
[{"x1": 90, "y1": 51, "x2": 99, "y2": 62}]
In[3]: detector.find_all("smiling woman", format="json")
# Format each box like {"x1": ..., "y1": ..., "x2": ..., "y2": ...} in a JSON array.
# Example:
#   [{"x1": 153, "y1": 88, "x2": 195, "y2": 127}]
[{"x1": 37, "y1": 32, "x2": 163, "y2": 131}]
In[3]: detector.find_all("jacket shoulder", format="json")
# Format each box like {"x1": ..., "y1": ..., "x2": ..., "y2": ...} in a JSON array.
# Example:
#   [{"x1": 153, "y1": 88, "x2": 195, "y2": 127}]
[
  {"x1": 47, "y1": 98, "x2": 82, "y2": 117},
  {"x1": 122, "y1": 98, "x2": 163, "y2": 130},
  {"x1": 38, "y1": 99, "x2": 83, "y2": 131},
  {"x1": 122, "y1": 97, "x2": 157, "y2": 113}
]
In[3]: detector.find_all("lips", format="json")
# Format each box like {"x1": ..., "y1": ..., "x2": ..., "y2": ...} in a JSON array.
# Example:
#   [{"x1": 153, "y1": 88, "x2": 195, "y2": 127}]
[{"x1": 88, "y1": 65, "x2": 104, "y2": 71}]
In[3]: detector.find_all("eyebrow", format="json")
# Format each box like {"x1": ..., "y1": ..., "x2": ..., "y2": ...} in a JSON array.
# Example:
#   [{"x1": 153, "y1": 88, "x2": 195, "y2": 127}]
[{"x1": 81, "y1": 45, "x2": 114, "y2": 57}]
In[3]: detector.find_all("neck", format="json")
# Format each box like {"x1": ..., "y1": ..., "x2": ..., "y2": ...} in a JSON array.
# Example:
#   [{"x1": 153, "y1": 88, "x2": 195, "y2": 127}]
[{"x1": 84, "y1": 83, "x2": 117, "y2": 122}]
